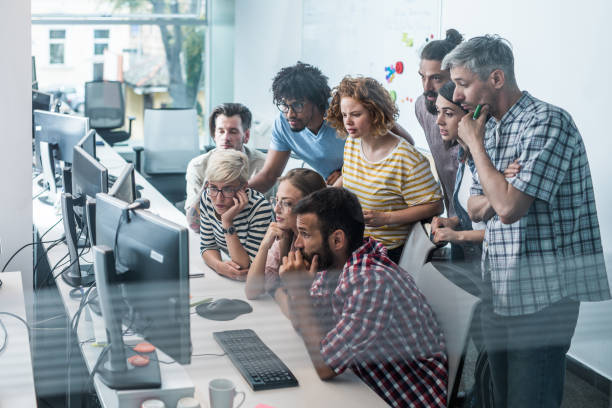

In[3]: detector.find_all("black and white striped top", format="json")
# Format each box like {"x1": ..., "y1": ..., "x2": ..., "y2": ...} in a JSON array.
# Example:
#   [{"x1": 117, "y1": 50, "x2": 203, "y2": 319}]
[{"x1": 199, "y1": 188, "x2": 273, "y2": 260}]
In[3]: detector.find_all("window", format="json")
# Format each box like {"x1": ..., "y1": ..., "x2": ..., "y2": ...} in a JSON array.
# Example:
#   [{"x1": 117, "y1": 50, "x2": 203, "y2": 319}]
[
  {"x1": 49, "y1": 29, "x2": 65, "y2": 39},
  {"x1": 94, "y1": 29, "x2": 109, "y2": 39},
  {"x1": 94, "y1": 43, "x2": 108, "y2": 56},
  {"x1": 50, "y1": 44, "x2": 65, "y2": 64},
  {"x1": 49, "y1": 29, "x2": 65, "y2": 64}
]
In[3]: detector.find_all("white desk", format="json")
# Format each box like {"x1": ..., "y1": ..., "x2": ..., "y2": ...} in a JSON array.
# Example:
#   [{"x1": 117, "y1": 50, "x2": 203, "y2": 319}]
[
  {"x1": 33, "y1": 141, "x2": 386, "y2": 407},
  {"x1": 0, "y1": 271, "x2": 37, "y2": 407}
]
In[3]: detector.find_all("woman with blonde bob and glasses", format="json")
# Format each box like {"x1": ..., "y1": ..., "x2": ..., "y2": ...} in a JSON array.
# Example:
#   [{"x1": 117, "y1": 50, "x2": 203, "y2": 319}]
[
  {"x1": 245, "y1": 168, "x2": 326, "y2": 316},
  {"x1": 200, "y1": 149, "x2": 273, "y2": 280},
  {"x1": 327, "y1": 76, "x2": 443, "y2": 264}
]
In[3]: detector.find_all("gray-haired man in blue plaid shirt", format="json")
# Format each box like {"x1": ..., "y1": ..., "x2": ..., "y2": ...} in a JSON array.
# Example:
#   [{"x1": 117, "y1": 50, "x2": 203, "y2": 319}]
[{"x1": 442, "y1": 35, "x2": 610, "y2": 408}]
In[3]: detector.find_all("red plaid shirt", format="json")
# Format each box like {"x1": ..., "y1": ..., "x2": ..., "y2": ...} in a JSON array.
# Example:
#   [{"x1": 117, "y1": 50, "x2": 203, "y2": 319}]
[{"x1": 310, "y1": 238, "x2": 448, "y2": 407}]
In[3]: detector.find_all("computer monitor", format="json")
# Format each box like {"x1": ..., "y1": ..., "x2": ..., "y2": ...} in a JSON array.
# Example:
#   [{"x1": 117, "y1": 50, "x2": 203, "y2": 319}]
[
  {"x1": 32, "y1": 56, "x2": 38, "y2": 90},
  {"x1": 77, "y1": 129, "x2": 97, "y2": 159},
  {"x1": 92, "y1": 245, "x2": 162, "y2": 390},
  {"x1": 34, "y1": 110, "x2": 89, "y2": 166},
  {"x1": 60, "y1": 145, "x2": 108, "y2": 288},
  {"x1": 108, "y1": 163, "x2": 136, "y2": 204},
  {"x1": 95, "y1": 193, "x2": 191, "y2": 365},
  {"x1": 32, "y1": 90, "x2": 52, "y2": 112},
  {"x1": 71, "y1": 144, "x2": 108, "y2": 221},
  {"x1": 34, "y1": 110, "x2": 89, "y2": 197}
]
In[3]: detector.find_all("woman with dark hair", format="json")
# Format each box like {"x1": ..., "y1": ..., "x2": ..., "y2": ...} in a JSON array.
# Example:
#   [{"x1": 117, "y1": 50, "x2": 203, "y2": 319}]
[
  {"x1": 327, "y1": 76, "x2": 443, "y2": 264},
  {"x1": 245, "y1": 168, "x2": 326, "y2": 316},
  {"x1": 431, "y1": 81, "x2": 519, "y2": 264}
]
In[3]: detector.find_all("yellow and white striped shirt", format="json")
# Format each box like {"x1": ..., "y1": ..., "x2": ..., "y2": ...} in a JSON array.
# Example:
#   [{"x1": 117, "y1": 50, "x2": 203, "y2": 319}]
[{"x1": 343, "y1": 137, "x2": 442, "y2": 249}]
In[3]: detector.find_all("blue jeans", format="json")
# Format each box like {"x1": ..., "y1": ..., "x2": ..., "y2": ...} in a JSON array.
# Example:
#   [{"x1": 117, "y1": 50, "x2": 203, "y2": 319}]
[{"x1": 480, "y1": 298, "x2": 580, "y2": 408}]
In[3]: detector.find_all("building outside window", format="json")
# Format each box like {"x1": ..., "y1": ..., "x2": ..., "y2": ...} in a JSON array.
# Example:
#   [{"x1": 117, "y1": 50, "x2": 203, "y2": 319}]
[{"x1": 49, "y1": 29, "x2": 65, "y2": 64}]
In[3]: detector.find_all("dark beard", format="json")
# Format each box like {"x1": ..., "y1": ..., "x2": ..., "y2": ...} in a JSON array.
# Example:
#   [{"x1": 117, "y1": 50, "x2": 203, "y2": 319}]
[
  {"x1": 424, "y1": 91, "x2": 438, "y2": 115},
  {"x1": 299, "y1": 240, "x2": 334, "y2": 270}
]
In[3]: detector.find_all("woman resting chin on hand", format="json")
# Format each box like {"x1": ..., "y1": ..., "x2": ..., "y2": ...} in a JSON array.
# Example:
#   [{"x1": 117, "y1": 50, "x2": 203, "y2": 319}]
[{"x1": 199, "y1": 149, "x2": 273, "y2": 281}]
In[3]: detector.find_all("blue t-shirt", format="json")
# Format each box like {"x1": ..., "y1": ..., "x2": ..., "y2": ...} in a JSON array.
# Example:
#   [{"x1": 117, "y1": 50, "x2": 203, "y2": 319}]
[{"x1": 269, "y1": 113, "x2": 345, "y2": 179}]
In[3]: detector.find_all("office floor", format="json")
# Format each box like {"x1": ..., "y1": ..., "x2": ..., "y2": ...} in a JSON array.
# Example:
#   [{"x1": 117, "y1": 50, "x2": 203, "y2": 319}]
[{"x1": 459, "y1": 341, "x2": 610, "y2": 408}]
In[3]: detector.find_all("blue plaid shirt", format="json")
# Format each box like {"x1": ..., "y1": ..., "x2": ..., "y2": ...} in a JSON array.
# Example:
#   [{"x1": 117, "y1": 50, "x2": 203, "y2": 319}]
[{"x1": 471, "y1": 91, "x2": 610, "y2": 316}]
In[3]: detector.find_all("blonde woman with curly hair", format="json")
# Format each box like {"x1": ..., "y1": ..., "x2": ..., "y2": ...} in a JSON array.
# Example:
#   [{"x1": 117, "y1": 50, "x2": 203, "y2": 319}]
[{"x1": 327, "y1": 76, "x2": 443, "y2": 263}]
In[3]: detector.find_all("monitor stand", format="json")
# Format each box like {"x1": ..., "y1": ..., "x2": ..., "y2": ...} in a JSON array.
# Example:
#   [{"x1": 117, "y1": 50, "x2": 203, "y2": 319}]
[
  {"x1": 93, "y1": 246, "x2": 161, "y2": 390},
  {"x1": 60, "y1": 192, "x2": 95, "y2": 288}
]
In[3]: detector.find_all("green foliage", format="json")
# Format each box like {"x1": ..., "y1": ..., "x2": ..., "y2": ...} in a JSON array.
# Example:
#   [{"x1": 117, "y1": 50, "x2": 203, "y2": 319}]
[{"x1": 184, "y1": 26, "x2": 205, "y2": 93}]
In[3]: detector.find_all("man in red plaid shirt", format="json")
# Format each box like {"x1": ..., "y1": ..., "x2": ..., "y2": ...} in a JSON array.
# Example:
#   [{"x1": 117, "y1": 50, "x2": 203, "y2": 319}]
[{"x1": 279, "y1": 187, "x2": 448, "y2": 407}]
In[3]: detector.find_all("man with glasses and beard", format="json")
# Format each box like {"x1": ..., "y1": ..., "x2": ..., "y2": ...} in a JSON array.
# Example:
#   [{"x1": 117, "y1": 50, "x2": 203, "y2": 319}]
[
  {"x1": 248, "y1": 62, "x2": 413, "y2": 193},
  {"x1": 416, "y1": 29, "x2": 464, "y2": 217},
  {"x1": 279, "y1": 187, "x2": 448, "y2": 408}
]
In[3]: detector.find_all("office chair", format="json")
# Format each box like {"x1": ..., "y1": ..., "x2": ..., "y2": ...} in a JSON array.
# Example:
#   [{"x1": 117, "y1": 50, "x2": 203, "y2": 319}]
[
  {"x1": 133, "y1": 108, "x2": 199, "y2": 205},
  {"x1": 84, "y1": 80, "x2": 134, "y2": 146},
  {"x1": 415, "y1": 262, "x2": 481, "y2": 408},
  {"x1": 398, "y1": 221, "x2": 437, "y2": 277}
]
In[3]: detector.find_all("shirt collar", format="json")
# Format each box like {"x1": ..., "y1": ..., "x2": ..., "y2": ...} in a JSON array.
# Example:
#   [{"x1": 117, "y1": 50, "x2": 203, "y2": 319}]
[
  {"x1": 309, "y1": 237, "x2": 387, "y2": 298},
  {"x1": 497, "y1": 90, "x2": 531, "y2": 127}
]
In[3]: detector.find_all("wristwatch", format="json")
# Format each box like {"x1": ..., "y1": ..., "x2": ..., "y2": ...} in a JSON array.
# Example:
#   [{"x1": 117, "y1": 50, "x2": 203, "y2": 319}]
[{"x1": 223, "y1": 225, "x2": 236, "y2": 235}]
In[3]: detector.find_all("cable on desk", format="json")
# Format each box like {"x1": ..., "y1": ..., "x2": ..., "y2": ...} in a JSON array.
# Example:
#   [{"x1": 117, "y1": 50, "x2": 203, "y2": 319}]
[
  {"x1": 40, "y1": 217, "x2": 63, "y2": 241},
  {"x1": 0, "y1": 312, "x2": 32, "y2": 357},
  {"x1": 51, "y1": 225, "x2": 90, "y2": 284},
  {"x1": 32, "y1": 189, "x2": 48, "y2": 200},
  {"x1": 0, "y1": 312, "x2": 31, "y2": 334},
  {"x1": 0, "y1": 319, "x2": 7, "y2": 355},
  {"x1": 2, "y1": 238, "x2": 63, "y2": 272},
  {"x1": 33, "y1": 238, "x2": 63, "y2": 290},
  {"x1": 31, "y1": 314, "x2": 66, "y2": 327}
]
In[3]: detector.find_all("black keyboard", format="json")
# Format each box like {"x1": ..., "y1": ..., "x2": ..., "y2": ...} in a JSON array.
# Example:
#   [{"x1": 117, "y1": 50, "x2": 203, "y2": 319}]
[{"x1": 213, "y1": 329, "x2": 299, "y2": 391}]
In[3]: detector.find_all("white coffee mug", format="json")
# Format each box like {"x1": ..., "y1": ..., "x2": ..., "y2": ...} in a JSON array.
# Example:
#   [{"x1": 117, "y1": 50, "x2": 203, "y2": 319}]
[
  {"x1": 208, "y1": 378, "x2": 245, "y2": 408},
  {"x1": 176, "y1": 397, "x2": 200, "y2": 408}
]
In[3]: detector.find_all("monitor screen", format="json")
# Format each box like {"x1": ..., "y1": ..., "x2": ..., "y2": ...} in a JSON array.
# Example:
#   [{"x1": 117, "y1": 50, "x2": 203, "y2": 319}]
[
  {"x1": 108, "y1": 163, "x2": 136, "y2": 204},
  {"x1": 95, "y1": 193, "x2": 191, "y2": 364},
  {"x1": 34, "y1": 110, "x2": 89, "y2": 169},
  {"x1": 72, "y1": 145, "x2": 108, "y2": 206},
  {"x1": 32, "y1": 90, "x2": 52, "y2": 112},
  {"x1": 77, "y1": 129, "x2": 96, "y2": 160}
]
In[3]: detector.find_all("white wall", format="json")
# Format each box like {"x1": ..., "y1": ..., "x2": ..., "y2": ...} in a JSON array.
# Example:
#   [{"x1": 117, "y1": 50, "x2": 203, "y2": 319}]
[
  {"x1": 442, "y1": 0, "x2": 612, "y2": 379},
  {"x1": 0, "y1": 2, "x2": 34, "y2": 318},
  {"x1": 234, "y1": 0, "x2": 303, "y2": 150}
]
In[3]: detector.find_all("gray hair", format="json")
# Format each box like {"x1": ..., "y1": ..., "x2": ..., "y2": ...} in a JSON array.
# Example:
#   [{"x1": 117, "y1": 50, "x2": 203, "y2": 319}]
[
  {"x1": 205, "y1": 149, "x2": 250, "y2": 185},
  {"x1": 442, "y1": 35, "x2": 516, "y2": 83}
]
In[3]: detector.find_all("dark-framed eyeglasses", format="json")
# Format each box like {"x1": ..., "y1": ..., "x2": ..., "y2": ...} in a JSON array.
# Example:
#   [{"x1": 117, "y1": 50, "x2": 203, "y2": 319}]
[
  {"x1": 276, "y1": 101, "x2": 305, "y2": 114},
  {"x1": 205, "y1": 183, "x2": 243, "y2": 198},
  {"x1": 270, "y1": 197, "x2": 293, "y2": 212}
]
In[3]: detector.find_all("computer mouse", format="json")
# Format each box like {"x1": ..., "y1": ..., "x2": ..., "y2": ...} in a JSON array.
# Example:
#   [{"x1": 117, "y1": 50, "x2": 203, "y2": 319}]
[{"x1": 195, "y1": 298, "x2": 252, "y2": 321}]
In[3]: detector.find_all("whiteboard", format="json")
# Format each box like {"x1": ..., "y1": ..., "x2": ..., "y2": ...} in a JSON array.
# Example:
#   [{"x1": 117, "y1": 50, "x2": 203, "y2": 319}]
[{"x1": 302, "y1": 0, "x2": 442, "y2": 148}]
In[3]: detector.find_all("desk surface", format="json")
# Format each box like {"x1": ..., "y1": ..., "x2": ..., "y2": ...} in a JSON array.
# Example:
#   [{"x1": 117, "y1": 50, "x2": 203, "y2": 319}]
[
  {"x1": 33, "y1": 141, "x2": 386, "y2": 407},
  {"x1": 0, "y1": 271, "x2": 37, "y2": 407}
]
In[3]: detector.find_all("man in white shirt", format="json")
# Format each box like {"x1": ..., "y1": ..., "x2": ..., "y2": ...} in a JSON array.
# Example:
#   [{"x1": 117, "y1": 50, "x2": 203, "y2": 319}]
[{"x1": 185, "y1": 103, "x2": 265, "y2": 232}]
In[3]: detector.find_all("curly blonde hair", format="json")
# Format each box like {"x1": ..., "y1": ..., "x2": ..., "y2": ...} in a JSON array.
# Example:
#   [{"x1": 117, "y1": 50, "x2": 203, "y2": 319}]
[{"x1": 326, "y1": 76, "x2": 398, "y2": 138}]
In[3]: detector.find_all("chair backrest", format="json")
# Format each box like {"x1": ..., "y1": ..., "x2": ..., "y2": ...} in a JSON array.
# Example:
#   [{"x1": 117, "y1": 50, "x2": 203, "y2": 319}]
[
  {"x1": 415, "y1": 262, "x2": 481, "y2": 407},
  {"x1": 84, "y1": 81, "x2": 125, "y2": 129},
  {"x1": 143, "y1": 108, "x2": 199, "y2": 174},
  {"x1": 398, "y1": 222, "x2": 436, "y2": 278}
]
